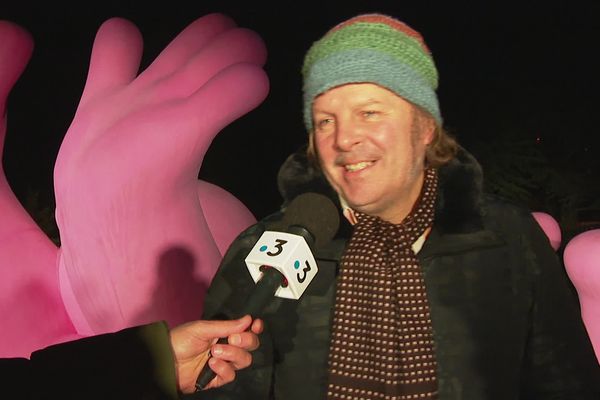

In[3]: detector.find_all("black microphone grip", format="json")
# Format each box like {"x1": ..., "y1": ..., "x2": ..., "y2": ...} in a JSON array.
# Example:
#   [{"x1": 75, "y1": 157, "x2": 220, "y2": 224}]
[{"x1": 195, "y1": 267, "x2": 285, "y2": 391}]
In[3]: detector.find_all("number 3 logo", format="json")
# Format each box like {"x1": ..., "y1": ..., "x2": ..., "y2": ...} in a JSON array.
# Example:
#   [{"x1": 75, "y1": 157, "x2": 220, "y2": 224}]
[
  {"x1": 297, "y1": 261, "x2": 311, "y2": 283},
  {"x1": 266, "y1": 239, "x2": 287, "y2": 257}
]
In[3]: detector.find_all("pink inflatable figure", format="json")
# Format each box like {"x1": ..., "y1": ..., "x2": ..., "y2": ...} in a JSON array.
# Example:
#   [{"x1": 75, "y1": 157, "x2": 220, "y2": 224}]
[
  {"x1": 564, "y1": 229, "x2": 600, "y2": 362},
  {"x1": 532, "y1": 211, "x2": 562, "y2": 251},
  {"x1": 0, "y1": 14, "x2": 268, "y2": 357},
  {"x1": 0, "y1": 20, "x2": 78, "y2": 357}
]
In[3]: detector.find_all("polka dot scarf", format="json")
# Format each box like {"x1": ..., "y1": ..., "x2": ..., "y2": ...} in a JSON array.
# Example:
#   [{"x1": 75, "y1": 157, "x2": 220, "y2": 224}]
[{"x1": 327, "y1": 168, "x2": 439, "y2": 400}]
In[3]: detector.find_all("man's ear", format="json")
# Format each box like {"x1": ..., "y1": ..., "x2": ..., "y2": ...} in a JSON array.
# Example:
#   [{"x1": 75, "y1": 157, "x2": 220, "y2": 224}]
[
  {"x1": 422, "y1": 117, "x2": 436, "y2": 145},
  {"x1": 412, "y1": 105, "x2": 436, "y2": 145}
]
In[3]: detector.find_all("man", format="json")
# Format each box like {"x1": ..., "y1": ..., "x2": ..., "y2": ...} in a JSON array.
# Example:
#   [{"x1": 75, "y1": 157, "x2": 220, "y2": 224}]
[
  {"x1": 202, "y1": 13, "x2": 600, "y2": 399},
  {"x1": 1, "y1": 315, "x2": 262, "y2": 399}
]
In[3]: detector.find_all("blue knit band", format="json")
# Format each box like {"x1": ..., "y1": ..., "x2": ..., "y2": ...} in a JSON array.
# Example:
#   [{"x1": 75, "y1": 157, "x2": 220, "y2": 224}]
[{"x1": 303, "y1": 48, "x2": 441, "y2": 130}]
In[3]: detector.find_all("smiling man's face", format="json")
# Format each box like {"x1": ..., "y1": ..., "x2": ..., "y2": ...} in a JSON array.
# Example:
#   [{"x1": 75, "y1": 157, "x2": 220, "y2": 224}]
[{"x1": 312, "y1": 83, "x2": 434, "y2": 224}]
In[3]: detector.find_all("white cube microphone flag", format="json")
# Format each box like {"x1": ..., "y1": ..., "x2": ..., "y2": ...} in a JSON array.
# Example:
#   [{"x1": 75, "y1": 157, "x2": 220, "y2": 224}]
[
  {"x1": 245, "y1": 231, "x2": 317, "y2": 299},
  {"x1": 241, "y1": 191, "x2": 340, "y2": 309}
]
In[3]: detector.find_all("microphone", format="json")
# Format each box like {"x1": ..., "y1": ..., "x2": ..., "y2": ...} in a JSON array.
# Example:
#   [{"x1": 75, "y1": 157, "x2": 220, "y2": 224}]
[{"x1": 195, "y1": 192, "x2": 340, "y2": 390}]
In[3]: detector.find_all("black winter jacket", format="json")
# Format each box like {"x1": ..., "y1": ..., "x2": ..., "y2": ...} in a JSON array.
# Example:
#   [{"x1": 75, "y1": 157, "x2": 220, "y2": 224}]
[{"x1": 200, "y1": 147, "x2": 600, "y2": 399}]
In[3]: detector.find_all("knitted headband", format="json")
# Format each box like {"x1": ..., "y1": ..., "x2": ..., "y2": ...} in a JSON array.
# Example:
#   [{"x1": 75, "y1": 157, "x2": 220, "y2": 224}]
[{"x1": 302, "y1": 13, "x2": 442, "y2": 131}]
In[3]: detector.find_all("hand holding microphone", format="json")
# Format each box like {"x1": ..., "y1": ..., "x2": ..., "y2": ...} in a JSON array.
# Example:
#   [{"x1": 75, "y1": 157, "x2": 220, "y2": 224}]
[
  {"x1": 195, "y1": 193, "x2": 340, "y2": 390},
  {"x1": 170, "y1": 315, "x2": 263, "y2": 393}
]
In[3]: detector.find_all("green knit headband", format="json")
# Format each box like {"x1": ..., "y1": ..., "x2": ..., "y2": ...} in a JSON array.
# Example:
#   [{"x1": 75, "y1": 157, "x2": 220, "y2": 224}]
[{"x1": 302, "y1": 14, "x2": 442, "y2": 131}]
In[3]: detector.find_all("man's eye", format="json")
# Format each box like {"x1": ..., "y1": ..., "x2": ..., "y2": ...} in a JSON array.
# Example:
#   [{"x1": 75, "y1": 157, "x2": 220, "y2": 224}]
[
  {"x1": 317, "y1": 118, "x2": 333, "y2": 128},
  {"x1": 362, "y1": 110, "x2": 378, "y2": 118}
]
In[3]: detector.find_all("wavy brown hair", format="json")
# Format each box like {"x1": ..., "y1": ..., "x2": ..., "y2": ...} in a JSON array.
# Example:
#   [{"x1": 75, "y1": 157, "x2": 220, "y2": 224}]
[{"x1": 414, "y1": 105, "x2": 458, "y2": 168}]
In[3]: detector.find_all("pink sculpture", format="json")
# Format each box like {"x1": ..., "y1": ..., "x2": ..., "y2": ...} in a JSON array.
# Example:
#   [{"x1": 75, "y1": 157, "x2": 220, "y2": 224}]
[
  {"x1": 564, "y1": 229, "x2": 600, "y2": 361},
  {"x1": 532, "y1": 211, "x2": 562, "y2": 251},
  {"x1": 0, "y1": 13, "x2": 268, "y2": 357}
]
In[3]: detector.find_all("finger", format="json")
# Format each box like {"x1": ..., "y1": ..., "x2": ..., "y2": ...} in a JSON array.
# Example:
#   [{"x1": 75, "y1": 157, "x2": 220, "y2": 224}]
[
  {"x1": 79, "y1": 18, "x2": 142, "y2": 105},
  {"x1": 182, "y1": 63, "x2": 269, "y2": 156},
  {"x1": 147, "y1": 27, "x2": 267, "y2": 101},
  {"x1": 251, "y1": 318, "x2": 264, "y2": 335},
  {"x1": 205, "y1": 357, "x2": 236, "y2": 389},
  {"x1": 0, "y1": 21, "x2": 33, "y2": 115},
  {"x1": 184, "y1": 315, "x2": 253, "y2": 342},
  {"x1": 137, "y1": 13, "x2": 236, "y2": 85},
  {"x1": 211, "y1": 343, "x2": 252, "y2": 370},
  {"x1": 121, "y1": 63, "x2": 268, "y2": 164},
  {"x1": 228, "y1": 329, "x2": 260, "y2": 352},
  {"x1": 107, "y1": 64, "x2": 268, "y2": 173}
]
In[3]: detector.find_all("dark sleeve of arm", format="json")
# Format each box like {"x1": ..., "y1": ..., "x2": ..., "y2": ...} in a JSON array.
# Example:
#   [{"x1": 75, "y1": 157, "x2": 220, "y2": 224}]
[
  {"x1": 0, "y1": 357, "x2": 31, "y2": 398},
  {"x1": 521, "y1": 215, "x2": 600, "y2": 398},
  {"x1": 194, "y1": 224, "x2": 274, "y2": 400},
  {"x1": 28, "y1": 321, "x2": 179, "y2": 400}
]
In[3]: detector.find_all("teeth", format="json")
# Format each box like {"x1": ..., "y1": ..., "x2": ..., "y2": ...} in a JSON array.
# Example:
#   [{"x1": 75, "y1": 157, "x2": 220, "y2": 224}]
[{"x1": 345, "y1": 161, "x2": 373, "y2": 172}]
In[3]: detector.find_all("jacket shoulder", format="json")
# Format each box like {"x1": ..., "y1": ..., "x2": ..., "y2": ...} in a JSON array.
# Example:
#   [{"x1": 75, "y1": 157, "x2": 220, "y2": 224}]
[{"x1": 480, "y1": 194, "x2": 540, "y2": 234}]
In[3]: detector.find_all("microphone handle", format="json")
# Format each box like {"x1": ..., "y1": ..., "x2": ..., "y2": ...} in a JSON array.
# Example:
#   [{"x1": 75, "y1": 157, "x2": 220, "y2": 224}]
[{"x1": 195, "y1": 267, "x2": 285, "y2": 391}]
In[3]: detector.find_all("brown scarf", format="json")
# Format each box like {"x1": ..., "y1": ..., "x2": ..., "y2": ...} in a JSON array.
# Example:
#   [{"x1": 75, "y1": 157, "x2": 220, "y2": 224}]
[{"x1": 327, "y1": 168, "x2": 439, "y2": 400}]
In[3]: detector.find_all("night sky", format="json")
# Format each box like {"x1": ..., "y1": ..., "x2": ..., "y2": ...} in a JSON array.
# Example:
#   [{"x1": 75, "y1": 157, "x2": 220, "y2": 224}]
[{"x1": 2, "y1": 1, "x2": 599, "y2": 221}]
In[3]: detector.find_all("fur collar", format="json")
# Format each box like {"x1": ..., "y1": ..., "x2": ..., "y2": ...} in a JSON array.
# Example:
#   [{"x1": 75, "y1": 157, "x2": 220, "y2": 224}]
[{"x1": 276, "y1": 145, "x2": 485, "y2": 235}]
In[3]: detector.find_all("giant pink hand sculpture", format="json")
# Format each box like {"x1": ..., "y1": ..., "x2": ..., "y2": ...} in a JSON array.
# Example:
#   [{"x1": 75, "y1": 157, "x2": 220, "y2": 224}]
[
  {"x1": 0, "y1": 14, "x2": 268, "y2": 357},
  {"x1": 564, "y1": 229, "x2": 600, "y2": 361}
]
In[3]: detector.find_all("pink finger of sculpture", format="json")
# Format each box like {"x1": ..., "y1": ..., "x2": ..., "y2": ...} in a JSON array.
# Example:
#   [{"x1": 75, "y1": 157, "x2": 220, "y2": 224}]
[
  {"x1": 532, "y1": 211, "x2": 562, "y2": 251},
  {"x1": 564, "y1": 229, "x2": 600, "y2": 361}
]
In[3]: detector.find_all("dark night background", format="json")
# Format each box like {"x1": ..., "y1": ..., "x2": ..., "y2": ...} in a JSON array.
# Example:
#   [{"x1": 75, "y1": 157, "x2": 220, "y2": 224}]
[{"x1": 2, "y1": 1, "x2": 599, "y2": 242}]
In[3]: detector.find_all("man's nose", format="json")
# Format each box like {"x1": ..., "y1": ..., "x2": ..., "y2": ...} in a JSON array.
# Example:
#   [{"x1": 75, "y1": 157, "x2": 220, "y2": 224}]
[{"x1": 334, "y1": 120, "x2": 362, "y2": 151}]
